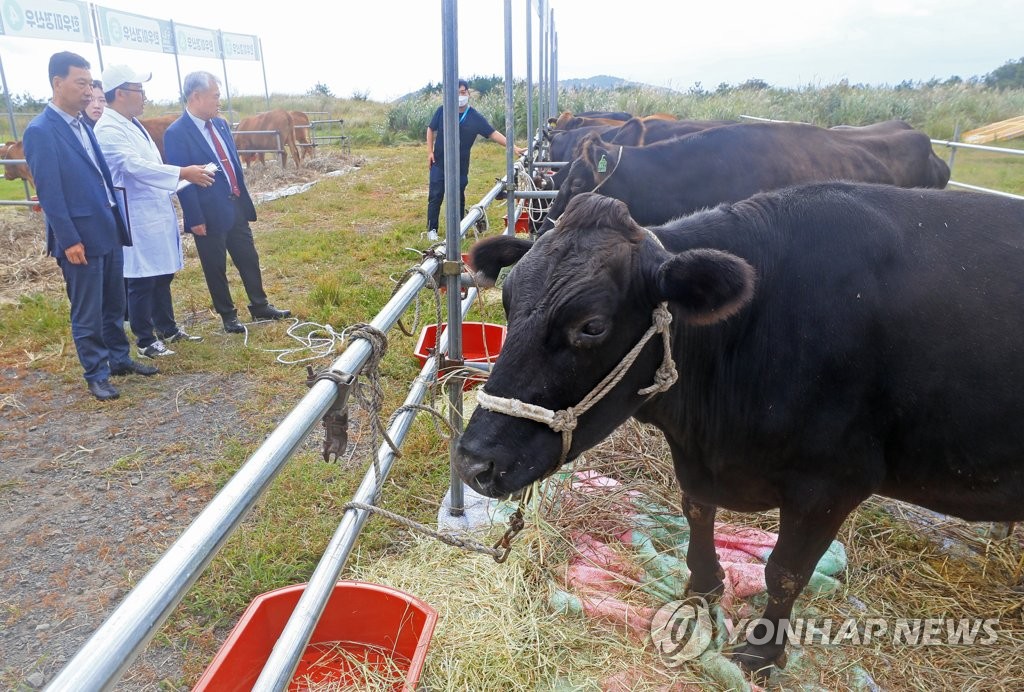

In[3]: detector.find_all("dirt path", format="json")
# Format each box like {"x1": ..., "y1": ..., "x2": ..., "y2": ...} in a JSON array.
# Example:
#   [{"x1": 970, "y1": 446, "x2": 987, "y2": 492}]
[
  {"x1": 1, "y1": 366, "x2": 259, "y2": 689},
  {"x1": 0, "y1": 153, "x2": 359, "y2": 690}
]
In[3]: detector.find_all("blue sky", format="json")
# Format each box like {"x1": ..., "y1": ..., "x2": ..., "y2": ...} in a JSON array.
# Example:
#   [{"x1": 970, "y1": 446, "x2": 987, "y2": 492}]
[{"x1": 1, "y1": 0, "x2": 1020, "y2": 104}]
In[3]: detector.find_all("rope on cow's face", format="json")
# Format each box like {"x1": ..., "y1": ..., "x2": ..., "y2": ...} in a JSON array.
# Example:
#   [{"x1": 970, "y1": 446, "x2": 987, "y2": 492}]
[
  {"x1": 591, "y1": 145, "x2": 624, "y2": 194},
  {"x1": 475, "y1": 302, "x2": 678, "y2": 467}
]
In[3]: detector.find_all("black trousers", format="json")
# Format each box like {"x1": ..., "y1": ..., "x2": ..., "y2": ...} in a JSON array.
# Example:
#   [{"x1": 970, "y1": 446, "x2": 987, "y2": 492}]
[
  {"x1": 427, "y1": 163, "x2": 468, "y2": 232},
  {"x1": 126, "y1": 273, "x2": 176, "y2": 348},
  {"x1": 192, "y1": 203, "x2": 268, "y2": 320}
]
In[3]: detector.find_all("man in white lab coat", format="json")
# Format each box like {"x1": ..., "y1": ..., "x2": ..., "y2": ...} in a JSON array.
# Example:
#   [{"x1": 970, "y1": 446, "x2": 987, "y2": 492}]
[{"x1": 95, "y1": 65, "x2": 216, "y2": 358}]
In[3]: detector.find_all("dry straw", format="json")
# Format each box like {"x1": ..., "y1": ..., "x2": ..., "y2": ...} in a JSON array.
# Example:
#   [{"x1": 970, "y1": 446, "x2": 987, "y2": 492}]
[
  {"x1": 0, "y1": 207, "x2": 59, "y2": 304},
  {"x1": 352, "y1": 415, "x2": 1023, "y2": 690}
]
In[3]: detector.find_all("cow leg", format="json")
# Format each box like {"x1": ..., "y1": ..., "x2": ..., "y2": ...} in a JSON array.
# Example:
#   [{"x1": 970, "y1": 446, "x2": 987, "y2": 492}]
[
  {"x1": 681, "y1": 494, "x2": 725, "y2": 597},
  {"x1": 730, "y1": 495, "x2": 862, "y2": 679}
]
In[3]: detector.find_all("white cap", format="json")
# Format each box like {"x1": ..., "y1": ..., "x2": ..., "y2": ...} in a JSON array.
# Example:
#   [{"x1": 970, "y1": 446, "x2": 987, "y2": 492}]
[{"x1": 100, "y1": 64, "x2": 152, "y2": 91}]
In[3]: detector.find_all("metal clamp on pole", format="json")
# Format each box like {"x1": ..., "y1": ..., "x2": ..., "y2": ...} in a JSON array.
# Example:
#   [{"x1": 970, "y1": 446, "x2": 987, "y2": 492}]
[{"x1": 304, "y1": 367, "x2": 356, "y2": 461}]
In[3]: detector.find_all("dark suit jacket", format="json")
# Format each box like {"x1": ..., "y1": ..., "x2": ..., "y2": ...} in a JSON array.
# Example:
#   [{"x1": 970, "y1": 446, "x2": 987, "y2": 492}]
[
  {"x1": 24, "y1": 106, "x2": 130, "y2": 258},
  {"x1": 163, "y1": 113, "x2": 257, "y2": 235}
]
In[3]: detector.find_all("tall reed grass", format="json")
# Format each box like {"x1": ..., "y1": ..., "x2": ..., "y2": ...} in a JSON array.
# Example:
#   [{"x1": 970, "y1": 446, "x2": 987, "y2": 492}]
[{"x1": 384, "y1": 82, "x2": 1024, "y2": 141}]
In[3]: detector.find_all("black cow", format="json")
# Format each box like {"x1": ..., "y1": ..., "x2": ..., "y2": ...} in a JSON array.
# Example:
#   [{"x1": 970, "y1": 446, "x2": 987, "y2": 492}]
[
  {"x1": 457, "y1": 189, "x2": 1024, "y2": 678},
  {"x1": 539, "y1": 120, "x2": 951, "y2": 232},
  {"x1": 547, "y1": 118, "x2": 737, "y2": 190}
]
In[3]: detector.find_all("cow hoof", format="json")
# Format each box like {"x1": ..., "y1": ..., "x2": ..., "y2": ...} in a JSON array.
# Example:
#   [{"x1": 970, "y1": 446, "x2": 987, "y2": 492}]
[
  {"x1": 683, "y1": 578, "x2": 724, "y2": 600},
  {"x1": 685, "y1": 567, "x2": 726, "y2": 599},
  {"x1": 730, "y1": 642, "x2": 783, "y2": 682}
]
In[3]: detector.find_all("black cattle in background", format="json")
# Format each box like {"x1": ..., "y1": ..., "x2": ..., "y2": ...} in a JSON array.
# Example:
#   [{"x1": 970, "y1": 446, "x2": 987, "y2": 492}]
[{"x1": 538, "y1": 120, "x2": 950, "y2": 232}]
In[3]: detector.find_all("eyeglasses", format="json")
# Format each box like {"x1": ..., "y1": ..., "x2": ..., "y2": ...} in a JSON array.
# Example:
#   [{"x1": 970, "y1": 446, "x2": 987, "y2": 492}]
[{"x1": 119, "y1": 87, "x2": 146, "y2": 95}]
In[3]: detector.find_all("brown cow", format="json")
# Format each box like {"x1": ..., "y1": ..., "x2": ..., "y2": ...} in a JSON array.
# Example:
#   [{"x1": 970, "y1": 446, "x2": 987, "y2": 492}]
[
  {"x1": 139, "y1": 114, "x2": 178, "y2": 162},
  {"x1": 2, "y1": 140, "x2": 33, "y2": 188},
  {"x1": 234, "y1": 109, "x2": 301, "y2": 168},
  {"x1": 289, "y1": 110, "x2": 313, "y2": 160}
]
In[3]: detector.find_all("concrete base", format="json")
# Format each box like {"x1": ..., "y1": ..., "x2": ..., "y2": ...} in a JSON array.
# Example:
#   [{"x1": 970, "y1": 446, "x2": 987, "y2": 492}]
[{"x1": 437, "y1": 482, "x2": 506, "y2": 534}]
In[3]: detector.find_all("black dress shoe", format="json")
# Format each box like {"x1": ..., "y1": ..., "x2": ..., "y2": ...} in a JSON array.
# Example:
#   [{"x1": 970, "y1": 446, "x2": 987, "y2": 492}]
[
  {"x1": 88, "y1": 379, "x2": 120, "y2": 401},
  {"x1": 223, "y1": 318, "x2": 245, "y2": 333},
  {"x1": 110, "y1": 359, "x2": 159, "y2": 376},
  {"x1": 249, "y1": 304, "x2": 291, "y2": 320}
]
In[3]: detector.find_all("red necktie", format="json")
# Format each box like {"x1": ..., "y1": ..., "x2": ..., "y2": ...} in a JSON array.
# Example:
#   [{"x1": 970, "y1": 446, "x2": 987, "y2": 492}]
[{"x1": 205, "y1": 119, "x2": 240, "y2": 196}]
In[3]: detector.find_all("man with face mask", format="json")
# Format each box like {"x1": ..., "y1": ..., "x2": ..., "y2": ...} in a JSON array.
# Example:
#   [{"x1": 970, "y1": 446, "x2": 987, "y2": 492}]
[{"x1": 425, "y1": 79, "x2": 523, "y2": 241}]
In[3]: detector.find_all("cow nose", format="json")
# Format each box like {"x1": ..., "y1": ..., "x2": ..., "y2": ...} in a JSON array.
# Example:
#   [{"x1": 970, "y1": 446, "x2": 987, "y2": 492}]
[{"x1": 455, "y1": 446, "x2": 496, "y2": 496}]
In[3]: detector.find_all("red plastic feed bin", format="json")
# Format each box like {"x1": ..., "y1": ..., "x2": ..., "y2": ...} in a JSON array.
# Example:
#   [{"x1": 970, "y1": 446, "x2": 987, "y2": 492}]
[
  {"x1": 413, "y1": 321, "x2": 506, "y2": 390},
  {"x1": 502, "y1": 210, "x2": 531, "y2": 233},
  {"x1": 193, "y1": 581, "x2": 437, "y2": 692}
]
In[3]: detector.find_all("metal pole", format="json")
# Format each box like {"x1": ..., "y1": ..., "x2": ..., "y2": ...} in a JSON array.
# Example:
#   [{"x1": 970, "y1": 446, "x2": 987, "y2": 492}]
[
  {"x1": 259, "y1": 37, "x2": 271, "y2": 111},
  {"x1": 948, "y1": 122, "x2": 961, "y2": 174},
  {"x1": 0, "y1": 54, "x2": 20, "y2": 141},
  {"x1": 169, "y1": 21, "x2": 184, "y2": 105},
  {"x1": 218, "y1": 31, "x2": 234, "y2": 125},
  {"x1": 552, "y1": 27, "x2": 558, "y2": 116},
  {"x1": 0, "y1": 53, "x2": 31, "y2": 199},
  {"x1": 90, "y1": 3, "x2": 104, "y2": 73},
  {"x1": 525, "y1": 0, "x2": 534, "y2": 174},
  {"x1": 548, "y1": 8, "x2": 555, "y2": 119},
  {"x1": 503, "y1": 0, "x2": 515, "y2": 204},
  {"x1": 537, "y1": 0, "x2": 545, "y2": 127},
  {"x1": 441, "y1": 0, "x2": 465, "y2": 517}
]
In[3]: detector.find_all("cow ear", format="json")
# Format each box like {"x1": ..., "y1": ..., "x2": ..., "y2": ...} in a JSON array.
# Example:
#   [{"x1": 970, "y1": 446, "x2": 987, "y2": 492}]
[
  {"x1": 468, "y1": 236, "x2": 534, "y2": 287},
  {"x1": 655, "y1": 249, "x2": 756, "y2": 325},
  {"x1": 611, "y1": 117, "x2": 645, "y2": 146},
  {"x1": 581, "y1": 133, "x2": 610, "y2": 169}
]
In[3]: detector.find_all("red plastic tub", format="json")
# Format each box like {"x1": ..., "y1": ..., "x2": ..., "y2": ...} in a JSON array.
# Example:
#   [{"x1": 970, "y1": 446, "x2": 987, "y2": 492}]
[
  {"x1": 502, "y1": 210, "x2": 531, "y2": 233},
  {"x1": 413, "y1": 321, "x2": 506, "y2": 390},
  {"x1": 193, "y1": 581, "x2": 437, "y2": 691}
]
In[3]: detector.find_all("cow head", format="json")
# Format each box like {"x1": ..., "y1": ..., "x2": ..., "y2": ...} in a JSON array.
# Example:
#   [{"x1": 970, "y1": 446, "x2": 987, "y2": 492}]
[
  {"x1": 539, "y1": 133, "x2": 620, "y2": 234},
  {"x1": 456, "y1": 193, "x2": 755, "y2": 498}
]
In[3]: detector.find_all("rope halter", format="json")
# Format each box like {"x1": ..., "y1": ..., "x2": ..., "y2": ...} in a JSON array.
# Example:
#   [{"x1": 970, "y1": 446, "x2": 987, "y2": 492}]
[{"x1": 475, "y1": 302, "x2": 678, "y2": 467}]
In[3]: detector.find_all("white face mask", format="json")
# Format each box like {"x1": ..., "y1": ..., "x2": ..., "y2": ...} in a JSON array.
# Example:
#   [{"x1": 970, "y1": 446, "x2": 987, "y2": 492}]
[{"x1": 458, "y1": 94, "x2": 469, "y2": 108}]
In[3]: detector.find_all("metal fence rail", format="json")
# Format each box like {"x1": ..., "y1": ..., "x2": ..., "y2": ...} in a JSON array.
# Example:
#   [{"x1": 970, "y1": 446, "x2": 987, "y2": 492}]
[
  {"x1": 930, "y1": 137, "x2": 1024, "y2": 201},
  {"x1": 44, "y1": 161, "x2": 523, "y2": 692},
  {"x1": 231, "y1": 129, "x2": 288, "y2": 166}
]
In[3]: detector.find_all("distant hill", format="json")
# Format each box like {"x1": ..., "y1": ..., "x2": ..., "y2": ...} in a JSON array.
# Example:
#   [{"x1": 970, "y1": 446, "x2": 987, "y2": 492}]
[
  {"x1": 559, "y1": 75, "x2": 678, "y2": 94},
  {"x1": 558, "y1": 75, "x2": 644, "y2": 90}
]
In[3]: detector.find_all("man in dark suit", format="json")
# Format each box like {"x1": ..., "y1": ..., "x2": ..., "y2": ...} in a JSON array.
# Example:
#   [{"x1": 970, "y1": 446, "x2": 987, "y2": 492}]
[
  {"x1": 24, "y1": 52, "x2": 157, "y2": 401},
  {"x1": 163, "y1": 71, "x2": 289, "y2": 334}
]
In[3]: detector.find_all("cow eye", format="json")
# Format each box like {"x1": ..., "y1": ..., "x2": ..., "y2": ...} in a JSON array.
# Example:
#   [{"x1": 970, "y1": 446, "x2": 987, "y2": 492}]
[{"x1": 573, "y1": 317, "x2": 609, "y2": 347}]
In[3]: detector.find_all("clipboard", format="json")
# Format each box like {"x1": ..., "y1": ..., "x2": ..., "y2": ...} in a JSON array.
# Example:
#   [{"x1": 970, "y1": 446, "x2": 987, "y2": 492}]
[{"x1": 114, "y1": 185, "x2": 133, "y2": 244}]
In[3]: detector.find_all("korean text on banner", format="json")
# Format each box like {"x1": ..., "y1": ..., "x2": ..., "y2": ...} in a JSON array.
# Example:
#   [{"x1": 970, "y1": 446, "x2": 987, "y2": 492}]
[
  {"x1": 174, "y1": 23, "x2": 219, "y2": 59},
  {"x1": 96, "y1": 7, "x2": 174, "y2": 54},
  {"x1": 0, "y1": 0, "x2": 92, "y2": 42},
  {"x1": 221, "y1": 32, "x2": 260, "y2": 61}
]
